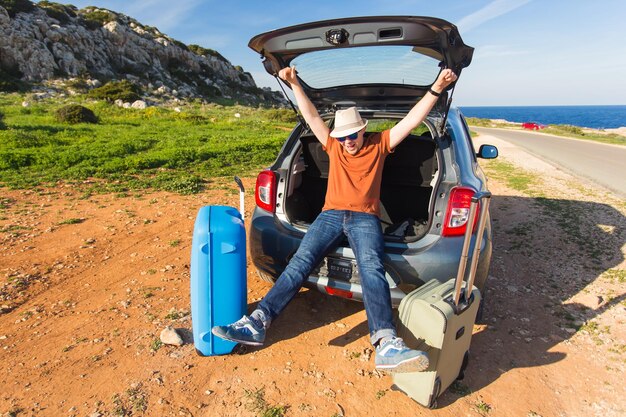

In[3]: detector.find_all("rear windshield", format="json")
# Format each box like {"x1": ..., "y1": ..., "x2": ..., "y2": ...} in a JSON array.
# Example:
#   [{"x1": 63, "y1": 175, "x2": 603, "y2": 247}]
[{"x1": 291, "y1": 45, "x2": 441, "y2": 89}]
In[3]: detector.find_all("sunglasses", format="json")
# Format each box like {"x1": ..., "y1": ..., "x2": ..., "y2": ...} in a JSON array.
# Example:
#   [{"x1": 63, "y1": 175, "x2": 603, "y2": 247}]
[{"x1": 337, "y1": 131, "x2": 359, "y2": 142}]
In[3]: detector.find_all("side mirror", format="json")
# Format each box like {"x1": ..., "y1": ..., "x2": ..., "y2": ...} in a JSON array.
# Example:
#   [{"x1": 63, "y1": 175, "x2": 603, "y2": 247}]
[{"x1": 477, "y1": 144, "x2": 498, "y2": 159}]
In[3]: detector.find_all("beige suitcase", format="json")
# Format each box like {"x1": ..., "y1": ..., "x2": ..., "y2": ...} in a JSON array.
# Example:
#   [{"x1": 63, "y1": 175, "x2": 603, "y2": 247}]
[{"x1": 393, "y1": 191, "x2": 491, "y2": 408}]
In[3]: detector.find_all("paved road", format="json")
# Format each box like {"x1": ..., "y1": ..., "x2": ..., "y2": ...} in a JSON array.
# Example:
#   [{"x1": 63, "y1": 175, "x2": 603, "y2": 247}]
[{"x1": 474, "y1": 127, "x2": 626, "y2": 198}]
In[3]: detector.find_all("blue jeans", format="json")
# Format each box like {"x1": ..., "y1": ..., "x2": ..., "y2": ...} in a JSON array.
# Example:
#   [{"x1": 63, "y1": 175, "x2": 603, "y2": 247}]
[{"x1": 257, "y1": 210, "x2": 396, "y2": 345}]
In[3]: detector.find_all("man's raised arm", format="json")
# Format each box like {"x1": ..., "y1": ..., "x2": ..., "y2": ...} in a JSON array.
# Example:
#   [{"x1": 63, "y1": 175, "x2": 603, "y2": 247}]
[
  {"x1": 278, "y1": 67, "x2": 330, "y2": 146},
  {"x1": 389, "y1": 69, "x2": 458, "y2": 150}
]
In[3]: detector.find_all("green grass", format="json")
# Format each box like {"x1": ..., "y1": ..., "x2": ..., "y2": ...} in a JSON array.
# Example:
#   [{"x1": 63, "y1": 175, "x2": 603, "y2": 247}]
[
  {"x1": 149, "y1": 338, "x2": 163, "y2": 351},
  {"x1": 467, "y1": 117, "x2": 626, "y2": 146},
  {"x1": 481, "y1": 159, "x2": 538, "y2": 194},
  {"x1": 243, "y1": 387, "x2": 287, "y2": 417},
  {"x1": 0, "y1": 93, "x2": 293, "y2": 193},
  {"x1": 475, "y1": 400, "x2": 492, "y2": 415},
  {"x1": 602, "y1": 268, "x2": 626, "y2": 284},
  {"x1": 58, "y1": 218, "x2": 85, "y2": 225}
]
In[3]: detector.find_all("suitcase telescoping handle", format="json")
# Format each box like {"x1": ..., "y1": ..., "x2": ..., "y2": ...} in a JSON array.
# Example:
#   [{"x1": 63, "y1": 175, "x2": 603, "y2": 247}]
[
  {"x1": 453, "y1": 191, "x2": 492, "y2": 306},
  {"x1": 234, "y1": 176, "x2": 245, "y2": 221}
]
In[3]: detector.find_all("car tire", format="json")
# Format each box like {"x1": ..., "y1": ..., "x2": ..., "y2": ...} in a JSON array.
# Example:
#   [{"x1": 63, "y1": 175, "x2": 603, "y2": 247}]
[{"x1": 256, "y1": 269, "x2": 277, "y2": 284}]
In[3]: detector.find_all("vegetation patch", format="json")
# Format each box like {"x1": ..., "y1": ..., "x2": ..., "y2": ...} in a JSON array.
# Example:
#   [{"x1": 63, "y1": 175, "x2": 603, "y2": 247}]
[
  {"x1": 38, "y1": 1, "x2": 77, "y2": 24},
  {"x1": 87, "y1": 80, "x2": 141, "y2": 102},
  {"x1": 601, "y1": 268, "x2": 626, "y2": 284},
  {"x1": 188, "y1": 44, "x2": 229, "y2": 62},
  {"x1": 482, "y1": 159, "x2": 537, "y2": 194},
  {"x1": 55, "y1": 104, "x2": 98, "y2": 124},
  {"x1": 243, "y1": 387, "x2": 287, "y2": 417},
  {"x1": 0, "y1": 0, "x2": 35, "y2": 17},
  {"x1": 79, "y1": 7, "x2": 117, "y2": 30},
  {"x1": 0, "y1": 95, "x2": 290, "y2": 193},
  {"x1": 0, "y1": 67, "x2": 29, "y2": 93},
  {"x1": 111, "y1": 384, "x2": 148, "y2": 415}
]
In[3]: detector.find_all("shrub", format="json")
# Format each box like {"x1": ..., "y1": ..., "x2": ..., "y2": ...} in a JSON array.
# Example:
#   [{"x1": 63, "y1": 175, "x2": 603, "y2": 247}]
[
  {"x1": 0, "y1": 111, "x2": 5, "y2": 130},
  {"x1": 188, "y1": 44, "x2": 228, "y2": 62},
  {"x1": 0, "y1": 67, "x2": 28, "y2": 92},
  {"x1": 170, "y1": 38, "x2": 188, "y2": 51},
  {"x1": 65, "y1": 77, "x2": 90, "y2": 93},
  {"x1": 54, "y1": 105, "x2": 98, "y2": 124},
  {"x1": 38, "y1": 1, "x2": 76, "y2": 24},
  {"x1": 87, "y1": 80, "x2": 141, "y2": 102},
  {"x1": 0, "y1": 0, "x2": 35, "y2": 17},
  {"x1": 79, "y1": 7, "x2": 116, "y2": 30},
  {"x1": 552, "y1": 124, "x2": 584, "y2": 135},
  {"x1": 264, "y1": 108, "x2": 298, "y2": 123},
  {"x1": 162, "y1": 175, "x2": 204, "y2": 195}
]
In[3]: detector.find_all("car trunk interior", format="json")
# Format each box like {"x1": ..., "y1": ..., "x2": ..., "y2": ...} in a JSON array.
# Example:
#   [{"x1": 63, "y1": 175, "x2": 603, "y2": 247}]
[{"x1": 284, "y1": 130, "x2": 438, "y2": 242}]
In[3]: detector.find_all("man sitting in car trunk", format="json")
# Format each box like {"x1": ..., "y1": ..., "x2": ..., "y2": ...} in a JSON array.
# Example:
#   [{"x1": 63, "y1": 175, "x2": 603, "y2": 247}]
[{"x1": 213, "y1": 66, "x2": 457, "y2": 372}]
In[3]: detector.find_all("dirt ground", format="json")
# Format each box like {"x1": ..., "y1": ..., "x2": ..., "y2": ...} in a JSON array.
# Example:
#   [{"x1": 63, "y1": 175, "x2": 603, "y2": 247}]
[{"x1": 1, "y1": 132, "x2": 625, "y2": 417}]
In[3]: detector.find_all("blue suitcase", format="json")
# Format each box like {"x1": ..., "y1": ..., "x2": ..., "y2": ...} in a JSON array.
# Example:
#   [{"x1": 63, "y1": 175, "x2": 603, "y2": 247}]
[{"x1": 190, "y1": 178, "x2": 247, "y2": 356}]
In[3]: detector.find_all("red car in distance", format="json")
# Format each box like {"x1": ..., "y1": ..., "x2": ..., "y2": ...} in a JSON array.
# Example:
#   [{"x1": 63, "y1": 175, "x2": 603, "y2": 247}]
[{"x1": 522, "y1": 122, "x2": 546, "y2": 130}]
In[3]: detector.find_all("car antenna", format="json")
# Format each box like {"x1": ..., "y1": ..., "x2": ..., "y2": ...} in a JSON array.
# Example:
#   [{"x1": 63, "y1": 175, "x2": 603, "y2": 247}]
[{"x1": 273, "y1": 73, "x2": 309, "y2": 130}]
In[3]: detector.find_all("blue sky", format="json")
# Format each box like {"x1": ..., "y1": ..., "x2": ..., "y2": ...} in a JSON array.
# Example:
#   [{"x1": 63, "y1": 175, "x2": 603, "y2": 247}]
[{"x1": 56, "y1": 0, "x2": 625, "y2": 106}]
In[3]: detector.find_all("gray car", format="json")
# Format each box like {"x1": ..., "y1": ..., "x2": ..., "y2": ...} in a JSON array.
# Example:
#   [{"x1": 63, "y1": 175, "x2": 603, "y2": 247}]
[{"x1": 246, "y1": 16, "x2": 498, "y2": 313}]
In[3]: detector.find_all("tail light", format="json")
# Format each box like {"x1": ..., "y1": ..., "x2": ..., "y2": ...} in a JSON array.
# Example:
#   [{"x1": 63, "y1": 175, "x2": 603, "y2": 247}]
[
  {"x1": 442, "y1": 187, "x2": 478, "y2": 237},
  {"x1": 255, "y1": 170, "x2": 276, "y2": 213}
]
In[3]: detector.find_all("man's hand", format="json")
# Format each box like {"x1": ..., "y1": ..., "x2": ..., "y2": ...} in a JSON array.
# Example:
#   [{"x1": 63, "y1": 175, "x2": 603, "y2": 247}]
[
  {"x1": 432, "y1": 68, "x2": 458, "y2": 93},
  {"x1": 278, "y1": 66, "x2": 299, "y2": 86}
]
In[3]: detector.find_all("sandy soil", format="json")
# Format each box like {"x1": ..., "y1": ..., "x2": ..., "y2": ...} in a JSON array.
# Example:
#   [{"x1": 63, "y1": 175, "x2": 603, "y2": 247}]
[{"x1": 1, "y1": 134, "x2": 625, "y2": 417}]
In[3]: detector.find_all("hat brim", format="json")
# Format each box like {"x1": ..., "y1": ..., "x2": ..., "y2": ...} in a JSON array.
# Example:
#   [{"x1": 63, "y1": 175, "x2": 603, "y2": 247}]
[{"x1": 329, "y1": 119, "x2": 368, "y2": 138}]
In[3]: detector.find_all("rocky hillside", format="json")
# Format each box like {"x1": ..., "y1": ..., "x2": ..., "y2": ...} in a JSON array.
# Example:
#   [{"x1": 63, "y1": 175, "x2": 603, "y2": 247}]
[{"x1": 0, "y1": 0, "x2": 285, "y2": 105}]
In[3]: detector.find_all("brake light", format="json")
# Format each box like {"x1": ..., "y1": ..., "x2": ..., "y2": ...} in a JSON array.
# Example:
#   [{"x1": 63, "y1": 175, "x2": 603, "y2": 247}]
[
  {"x1": 325, "y1": 287, "x2": 353, "y2": 299},
  {"x1": 442, "y1": 187, "x2": 478, "y2": 237},
  {"x1": 255, "y1": 170, "x2": 276, "y2": 213}
]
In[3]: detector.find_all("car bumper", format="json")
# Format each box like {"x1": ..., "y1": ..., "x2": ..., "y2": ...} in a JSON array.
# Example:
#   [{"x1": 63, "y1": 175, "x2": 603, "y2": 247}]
[{"x1": 249, "y1": 209, "x2": 492, "y2": 306}]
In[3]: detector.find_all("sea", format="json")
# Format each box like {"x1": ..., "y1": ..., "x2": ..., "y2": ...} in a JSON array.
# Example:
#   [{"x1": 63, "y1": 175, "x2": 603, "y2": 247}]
[{"x1": 458, "y1": 105, "x2": 626, "y2": 130}]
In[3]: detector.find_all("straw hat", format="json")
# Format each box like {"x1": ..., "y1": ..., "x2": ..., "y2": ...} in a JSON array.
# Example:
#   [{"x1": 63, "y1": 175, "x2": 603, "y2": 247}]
[{"x1": 329, "y1": 107, "x2": 368, "y2": 138}]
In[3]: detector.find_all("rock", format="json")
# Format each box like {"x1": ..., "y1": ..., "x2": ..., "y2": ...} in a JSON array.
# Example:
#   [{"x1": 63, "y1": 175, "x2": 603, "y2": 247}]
[
  {"x1": 12, "y1": 3, "x2": 270, "y2": 95},
  {"x1": 160, "y1": 326, "x2": 184, "y2": 346},
  {"x1": 131, "y1": 100, "x2": 147, "y2": 109}
]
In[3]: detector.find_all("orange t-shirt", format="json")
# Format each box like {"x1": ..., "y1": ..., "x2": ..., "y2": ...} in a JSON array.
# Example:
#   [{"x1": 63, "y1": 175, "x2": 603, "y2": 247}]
[{"x1": 322, "y1": 130, "x2": 393, "y2": 217}]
